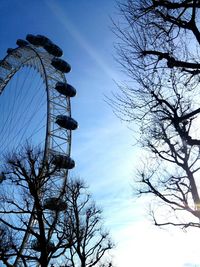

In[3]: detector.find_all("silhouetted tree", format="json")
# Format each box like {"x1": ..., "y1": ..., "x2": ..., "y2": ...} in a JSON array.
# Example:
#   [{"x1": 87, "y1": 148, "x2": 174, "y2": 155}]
[
  {"x1": 113, "y1": 0, "x2": 200, "y2": 229},
  {"x1": 0, "y1": 224, "x2": 16, "y2": 266},
  {"x1": 0, "y1": 145, "x2": 73, "y2": 267},
  {"x1": 61, "y1": 179, "x2": 114, "y2": 267},
  {"x1": 0, "y1": 146, "x2": 114, "y2": 266}
]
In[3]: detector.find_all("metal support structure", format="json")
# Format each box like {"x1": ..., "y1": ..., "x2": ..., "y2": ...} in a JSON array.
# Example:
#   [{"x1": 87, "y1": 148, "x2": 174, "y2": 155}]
[{"x1": 0, "y1": 35, "x2": 77, "y2": 266}]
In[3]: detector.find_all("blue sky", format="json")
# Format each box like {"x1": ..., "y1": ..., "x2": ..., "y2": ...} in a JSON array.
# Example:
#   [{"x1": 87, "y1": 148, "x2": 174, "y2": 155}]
[{"x1": 0, "y1": 1, "x2": 200, "y2": 266}]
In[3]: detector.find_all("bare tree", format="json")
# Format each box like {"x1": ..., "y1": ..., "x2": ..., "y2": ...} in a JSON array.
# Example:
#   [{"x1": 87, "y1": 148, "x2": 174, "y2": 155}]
[
  {"x1": 0, "y1": 224, "x2": 16, "y2": 267},
  {"x1": 0, "y1": 146, "x2": 114, "y2": 266},
  {"x1": 61, "y1": 179, "x2": 114, "y2": 267},
  {"x1": 113, "y1": 0, "x2": 200, "y2": 229},
  {"x1": 0, "y1": 145, "x2": 73, "y2": 267}
]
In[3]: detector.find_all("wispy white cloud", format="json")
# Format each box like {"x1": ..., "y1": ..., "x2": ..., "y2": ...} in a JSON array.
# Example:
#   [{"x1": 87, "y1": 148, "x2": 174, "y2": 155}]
[{"x1": 45, "y1": 0, "x2": 119, "y2": 80}]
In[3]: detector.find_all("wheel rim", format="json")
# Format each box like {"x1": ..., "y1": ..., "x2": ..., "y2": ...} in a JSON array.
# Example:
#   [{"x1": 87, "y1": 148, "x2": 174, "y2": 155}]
[
  {"x1": 0, "y1": 44, "x2": 72, "y2": 164},
  {"x1": 0, "y1": 36, "x2": 76, "y2": 265}
]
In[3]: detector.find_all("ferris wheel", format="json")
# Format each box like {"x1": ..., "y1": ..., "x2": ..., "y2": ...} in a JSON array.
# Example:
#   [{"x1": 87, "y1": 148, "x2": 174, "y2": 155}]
[
  {"x1": 0, "y1": 33, "x2": 77, "y2": 168},
  {"x1": 0, "y1": 34, "x2": 78, "y2": 265}
]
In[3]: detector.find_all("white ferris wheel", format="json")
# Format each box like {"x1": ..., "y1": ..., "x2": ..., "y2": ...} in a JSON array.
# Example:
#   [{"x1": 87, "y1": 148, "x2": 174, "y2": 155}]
[{"x1": 0, "y1": 34, "x2": 78, "y2": 266}]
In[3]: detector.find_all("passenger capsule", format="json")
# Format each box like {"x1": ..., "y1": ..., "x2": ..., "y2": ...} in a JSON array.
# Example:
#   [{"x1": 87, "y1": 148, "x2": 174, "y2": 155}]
[
  {"x1": 16, "y1": 39, "x2": 28, "y2": 47},
  {"x1": 27, "y1": 34, "x2": 51, "y2": 46},
  {"x1": 26, "y1": 34, "x2": 45, "y2": 46},
  {"x1": 26, "y1": 34, "x2": 38, "y2": 45},
  {"x1": 36, "y1": 34, "x2": 51, "y2": 46},
  {"x1": 43, "y1": 197, "x2": 67, "y2": 211},
  {"x1": 7, "y1": 48, "x2": 14, "y2": 54},
  {"x1": 0, "y1": 60, "x2": 12, "y2": 70},
  {"x1": 44, "y1": 42, "x2": 63, "y2": 57},
  {"x1": 51, "y1": 58, "x2": 71, "y2": 73},
  {"x1": 7, "y1": 48, "x2": 21, "y2": 58},
  {"x1": 56, "y1": 115, "x2": 78, "y2": 130},
  {"x1": 55, "y1": 82, "x2": 76, "y2": 97},
  {"x1": 52, "y1": 154, "x2": 75, "y2": 169}
]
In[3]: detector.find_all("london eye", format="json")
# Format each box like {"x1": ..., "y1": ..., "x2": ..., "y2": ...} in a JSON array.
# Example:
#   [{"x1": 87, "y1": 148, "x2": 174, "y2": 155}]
[{"x1": 0, "y1": 34, "x2": 78, "y2": 266}]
